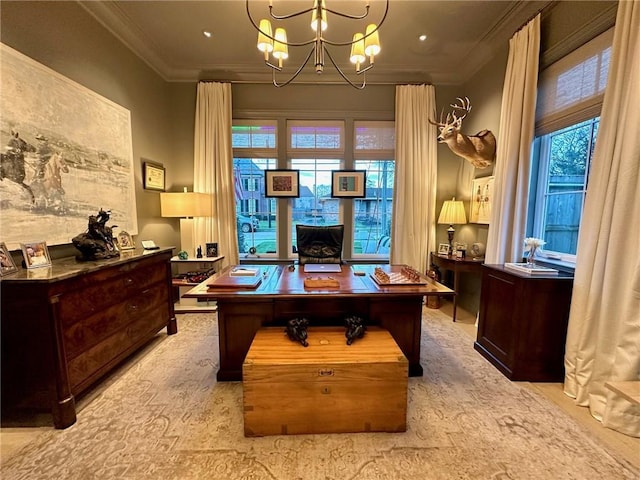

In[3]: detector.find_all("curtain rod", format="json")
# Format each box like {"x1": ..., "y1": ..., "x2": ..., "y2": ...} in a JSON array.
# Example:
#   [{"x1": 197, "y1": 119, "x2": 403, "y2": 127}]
[{"x1": 514, "y1": 0, "x2": 558, "y2": 34}]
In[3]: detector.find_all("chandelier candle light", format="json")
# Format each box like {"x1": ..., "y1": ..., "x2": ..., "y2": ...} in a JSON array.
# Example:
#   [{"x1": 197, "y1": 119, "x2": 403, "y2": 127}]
[{"x1": 247, "y1": 0, "x2": 388, "y2": 89}]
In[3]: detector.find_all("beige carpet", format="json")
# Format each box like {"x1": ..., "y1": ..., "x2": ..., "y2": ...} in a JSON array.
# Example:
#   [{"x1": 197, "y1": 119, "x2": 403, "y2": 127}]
[{"x1": 2, "y1": 309, "x2": 638, "y2": 480}]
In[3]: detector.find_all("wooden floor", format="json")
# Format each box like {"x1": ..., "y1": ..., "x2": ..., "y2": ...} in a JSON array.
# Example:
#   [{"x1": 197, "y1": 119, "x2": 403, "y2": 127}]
[
  {"x1": 2, "y1": 302, "x2": 638, "y2": 469},
  {"x1": 445, "y1": 301, "x2": 640, "y2": 471}
]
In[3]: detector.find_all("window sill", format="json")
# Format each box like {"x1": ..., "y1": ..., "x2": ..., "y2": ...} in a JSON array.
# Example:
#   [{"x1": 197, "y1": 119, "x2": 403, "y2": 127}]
[{"x1": 533, "y1": 256, "x2": 575, "y2": 274}]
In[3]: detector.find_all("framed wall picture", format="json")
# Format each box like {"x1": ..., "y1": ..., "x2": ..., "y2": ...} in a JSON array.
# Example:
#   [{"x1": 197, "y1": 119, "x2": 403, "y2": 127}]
[
  {"x1": 21, "y1": 241, "x2": 51, "y2": 269},
  {"x1": 1, "y1": 44, "x2": 138, "y2": 250},
  {"x1": 0, "y1": 242, "x2": 19, "y2": 276},
  {"x1": 143, "y1": 161, "x2": 165, "y2": 191},
  {"x1": 470, "y1": 175, "x2": 494, "y2": 224},
  {"x1": 265, "y1": 170, "x2": 300, "y2": 198},
  {"x1": 331, "y1": 170, "x2": 366, "y2": 198}
]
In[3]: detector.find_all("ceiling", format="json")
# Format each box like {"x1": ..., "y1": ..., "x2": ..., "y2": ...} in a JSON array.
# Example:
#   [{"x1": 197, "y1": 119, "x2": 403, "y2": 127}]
[{"x1": 79, "y1": 0, "x2": 552, "y2": 86}]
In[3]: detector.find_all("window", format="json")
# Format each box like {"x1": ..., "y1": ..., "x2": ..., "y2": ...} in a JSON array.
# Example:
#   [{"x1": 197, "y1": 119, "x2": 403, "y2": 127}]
[
  {"x1": 288, "y1": 121, "x2": 344, "y2": 254},
  {"x1": 353, "y1": 121, "x2": 395, "y2": 256},
  {"x1": 531, "y1": 118, "x2": 598, "y2": 260},
  {"x1": 232, "y1": 121, "x2": 277, "y2": 255},
  {"x1": 529, "y1": 29, "x2": 611, "y2": 264},
  {"x1": 232, "y1": 119, "x2": 395, "y2": 260}
]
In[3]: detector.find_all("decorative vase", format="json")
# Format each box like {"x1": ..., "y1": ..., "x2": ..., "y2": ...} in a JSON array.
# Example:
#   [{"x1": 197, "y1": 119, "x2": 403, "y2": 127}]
[{"x1": 527, "y1": 246, "x2": 537, "y2": 266}]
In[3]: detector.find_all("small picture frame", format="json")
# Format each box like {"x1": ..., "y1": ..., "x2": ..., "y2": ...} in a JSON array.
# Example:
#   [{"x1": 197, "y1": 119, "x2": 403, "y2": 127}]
[
  {"x1": 438, "y1": 243, "x2": 450, "y2": 255},
  {"x1": 206, "y1": 242, "x2": 218, "y2": 258},
  {"x1": 331, "y1": 170, "x2": 366, "y2": 198},
  {"x1": 143, "y1": 161, "x2": 165, "y2": 191},
  {"x1": 265, "y1": 170, "x2": 300, "y2": 198},
  {"x1": 470, "y1": 175, "x2": 494, "y2": 224},
  {"x1": 116, "y1": 230, "x2": 135, "y2": 250},
  {"x1": 21, "y1": 241, "x2": 52, "y2": 269},
  {"x1": 0, "y1": 242, "x2": 19, "y2": 276}
]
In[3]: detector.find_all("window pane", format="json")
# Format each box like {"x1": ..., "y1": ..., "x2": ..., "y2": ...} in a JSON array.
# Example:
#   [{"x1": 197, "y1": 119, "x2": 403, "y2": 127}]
[
  {"x1": 355, "y1": 122, "x2": 395, "y2": 152},
  {"x1": 542, "y1": 191, "x2": 583, "y2": 254},
  {"x1": 353, "y1": 160, "x2": 394, "y2": 255},
  {"x1": 289, "y1": 124, "x2": 343, "y2": 151},
  {"x1": 290, "y1": 159, "x2": 341, "y2": 253},
  {"x1": 233, "y1": 157, "x2": 277, "y2": 255},
  {"x1": 232, "y1": 124, "x2": 276, "y2": 149},
  {"x1": 549, "y1": 120, "x2": 592, "y2": 176},
  {"x1": 532, "y1": 117, "x2": 598, "y2": 258}
]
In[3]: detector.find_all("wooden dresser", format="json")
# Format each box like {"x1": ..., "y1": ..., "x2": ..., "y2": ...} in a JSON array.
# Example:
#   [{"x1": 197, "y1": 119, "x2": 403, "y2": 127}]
[
  {"x1": 474, "y1": 264, "x2": 574, "y2": 382},
  {"x1": 1, "y1": 248, "x2": 177, "y2": 428}
]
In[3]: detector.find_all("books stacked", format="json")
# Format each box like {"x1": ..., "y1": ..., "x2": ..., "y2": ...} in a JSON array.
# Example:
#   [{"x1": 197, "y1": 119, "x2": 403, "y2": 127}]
[
  {"x1": 504, "y1": 263, "x2": 559, "y2": 275},
  {"x1": 229, "y1": 267, "x2": 260, "y2": 277}
]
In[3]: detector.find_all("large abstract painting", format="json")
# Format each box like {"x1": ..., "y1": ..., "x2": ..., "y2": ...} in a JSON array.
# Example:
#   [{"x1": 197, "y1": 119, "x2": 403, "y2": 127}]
[{"x1": 0, "y1": 43, "x2": 137, "y2": 250}]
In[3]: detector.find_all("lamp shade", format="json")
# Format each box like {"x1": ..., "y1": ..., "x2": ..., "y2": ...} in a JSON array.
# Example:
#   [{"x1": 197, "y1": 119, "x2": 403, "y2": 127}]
[
  {"x1": 350, "y1": 33, "x2": 366, "y2": 66},
  {"x1": 364, "y1": 24, "x2": 381, "y2": 58},
  {"x1": 272, "y1": 28, "x2": 289, "y2": 60},
  {"x1": 160, "y1": 192, "x2": 213, "y2": 218},
  {"x1": 310, "y1": 0, "x2": 327, "y2": 32},
  {"x1": 438, "y1": 198, "x2": 467, "y2": 225},
  {"x1": 257, "y1": 19, "x2": 274, "y2": 53}
]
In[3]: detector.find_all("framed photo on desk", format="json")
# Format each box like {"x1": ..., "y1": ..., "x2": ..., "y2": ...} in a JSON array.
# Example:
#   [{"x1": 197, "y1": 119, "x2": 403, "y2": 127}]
[{"x1": 438, "y1": 243, "x2": 450, "y2": 255}]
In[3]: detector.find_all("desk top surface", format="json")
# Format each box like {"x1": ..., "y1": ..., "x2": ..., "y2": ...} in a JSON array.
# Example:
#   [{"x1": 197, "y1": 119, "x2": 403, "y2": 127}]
[{"x1": 184, "y1": 264, "x2": 453, "y2": 299}]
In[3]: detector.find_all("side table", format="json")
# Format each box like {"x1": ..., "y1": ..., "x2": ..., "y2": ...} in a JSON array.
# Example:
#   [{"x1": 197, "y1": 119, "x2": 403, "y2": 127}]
[
  {"x1": 429, "y1": 252, "x2": 484, "y2": 321},
  {"x1": 170, "y1": 255, "x2": 225, "y2": 313}
]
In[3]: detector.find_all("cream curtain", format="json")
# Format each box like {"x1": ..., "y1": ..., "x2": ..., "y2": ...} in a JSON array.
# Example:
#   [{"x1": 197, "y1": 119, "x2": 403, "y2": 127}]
[
  {"x1": 564, "y1": 1, "x2": 640, "y2": 437},
  {"x1": 391, "y1": 85, "x2": 438, "y2": 271},
  {"x1": 485, "y1": 15, "x2": 540, "y2": 264},
  {"x1": 193, "y1": 82, "x2": 238, "y2": 267}
]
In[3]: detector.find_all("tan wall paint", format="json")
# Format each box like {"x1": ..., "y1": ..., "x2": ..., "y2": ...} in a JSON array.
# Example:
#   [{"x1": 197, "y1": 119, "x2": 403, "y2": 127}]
[
  {"x1": 1, "y1": 1, "x2": 180, "y2": 251},
  {"x1": 1, "y1": 0, "x2": 617, "y2": 275}
]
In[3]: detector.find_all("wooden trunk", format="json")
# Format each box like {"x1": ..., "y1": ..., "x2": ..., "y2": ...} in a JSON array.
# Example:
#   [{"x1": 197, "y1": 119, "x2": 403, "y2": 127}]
[{"x1": 243, "y1": 326, "x2": 408, "y2": 437}]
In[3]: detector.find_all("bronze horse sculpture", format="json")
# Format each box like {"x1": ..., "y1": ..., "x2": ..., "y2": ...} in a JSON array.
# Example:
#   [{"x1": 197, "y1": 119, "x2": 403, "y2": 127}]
[{"x1": 1, "y1": 130, "x2": 36, "y2": 203}]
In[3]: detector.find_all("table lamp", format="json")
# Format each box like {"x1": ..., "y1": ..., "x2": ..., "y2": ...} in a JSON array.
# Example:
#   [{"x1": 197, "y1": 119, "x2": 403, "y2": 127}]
[
  {"x1": 437, "y1": 197, "x2": 467, "y2": 255},
  {"x1": 160, "y1": 188, "x2": 213, "y2": 258}
]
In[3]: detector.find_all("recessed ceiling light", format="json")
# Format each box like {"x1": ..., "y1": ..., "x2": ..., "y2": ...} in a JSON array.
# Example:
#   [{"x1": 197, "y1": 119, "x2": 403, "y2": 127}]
[
  {"x1": 203, "y1": 30, "x2": 212, "y2": 38},
  {"x1": 419, "y1": 34, "x2": 427, "y2": 42}
]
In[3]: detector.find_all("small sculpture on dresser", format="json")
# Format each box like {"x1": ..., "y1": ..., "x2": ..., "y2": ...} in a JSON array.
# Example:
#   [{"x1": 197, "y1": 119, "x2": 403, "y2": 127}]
[
  {"x1": 345, "y1": 315, "x2": 366, "y2": 345},
  {"x1": 72, "y1": 208, "x2": 120, "y2": 261},
  {"x1": 285, "y1": 317, "x2": 309, "y2": 347}
]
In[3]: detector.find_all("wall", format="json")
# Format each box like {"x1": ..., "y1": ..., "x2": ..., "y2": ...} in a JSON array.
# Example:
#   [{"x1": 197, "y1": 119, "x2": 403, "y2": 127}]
[
  {"x1": 445, "y1": 0, "x2": 617, "y2": 315},
  {"x1": 0, "y1": 1, "x2": 182, "y2": 254}
]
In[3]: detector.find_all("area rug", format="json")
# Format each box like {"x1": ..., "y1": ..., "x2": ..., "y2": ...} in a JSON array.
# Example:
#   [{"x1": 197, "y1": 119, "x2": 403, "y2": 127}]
[{"x1": 2, "y1": 309, "x2": 638, "y2": 480}]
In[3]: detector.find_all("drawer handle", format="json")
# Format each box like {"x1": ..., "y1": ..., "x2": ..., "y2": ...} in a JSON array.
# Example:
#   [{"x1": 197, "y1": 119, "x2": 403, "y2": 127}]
[
  {"x1": 123, "y1": 277, "x2": 134, "y2": 286},
  {"x1": 318, "y1": 369, "x2": 334, "y2": 377}
]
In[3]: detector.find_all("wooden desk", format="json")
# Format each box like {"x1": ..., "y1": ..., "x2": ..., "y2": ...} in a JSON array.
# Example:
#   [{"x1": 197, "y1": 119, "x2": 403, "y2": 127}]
[
  {"x1": 430, "y1": 253, "x2": 484, "y2": 321},
  {"x1": 184, "y1": 264, "x2": 453, "y2": 382}
]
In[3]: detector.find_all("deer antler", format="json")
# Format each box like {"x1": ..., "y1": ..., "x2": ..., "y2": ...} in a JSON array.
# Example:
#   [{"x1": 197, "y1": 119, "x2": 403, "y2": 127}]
[
  {"x1": 428, "y1": 108, "x2": 447, "y2": 127},
  {"x1": 450, "y1": 97, "x2": 472, "y2": 122}
]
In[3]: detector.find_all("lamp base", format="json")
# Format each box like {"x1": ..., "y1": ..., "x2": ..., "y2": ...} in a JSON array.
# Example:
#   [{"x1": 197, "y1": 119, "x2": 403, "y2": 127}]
[
  {"x1": 180, "y1": 218, "x2": 196, "y2": 258},
  {"x1": 447, "y1": 225, "x2": 455, "y2": 256}
]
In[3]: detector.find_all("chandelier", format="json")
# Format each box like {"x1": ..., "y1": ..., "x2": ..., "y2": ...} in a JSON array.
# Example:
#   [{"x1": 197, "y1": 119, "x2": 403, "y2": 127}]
[{"x1": 246, "y1": 0, "x2": 389, "y2": 89}]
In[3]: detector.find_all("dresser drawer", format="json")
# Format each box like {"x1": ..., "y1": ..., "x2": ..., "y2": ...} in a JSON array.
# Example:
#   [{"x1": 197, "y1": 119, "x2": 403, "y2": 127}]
[
  {"x1": 63, "y1": 282, "x2": 169, "y2": 360},
  {"x1": 67, "y1": 302, "x2": 170, "y2": 392},
  {"x1": 58, "y1": 261, "x2": 167, "y2": 326}
]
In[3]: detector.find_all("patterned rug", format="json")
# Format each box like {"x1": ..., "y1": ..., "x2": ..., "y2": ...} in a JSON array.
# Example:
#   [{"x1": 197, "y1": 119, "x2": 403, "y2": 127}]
[{"x1": 2, "y1": 309, "x2": 638, "y2": 480}]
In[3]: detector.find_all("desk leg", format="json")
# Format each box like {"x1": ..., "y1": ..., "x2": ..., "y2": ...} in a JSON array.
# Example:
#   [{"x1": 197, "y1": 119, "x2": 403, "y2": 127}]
[{"x1": 452, "y1": 270, "x2": 459, "y2": 322}]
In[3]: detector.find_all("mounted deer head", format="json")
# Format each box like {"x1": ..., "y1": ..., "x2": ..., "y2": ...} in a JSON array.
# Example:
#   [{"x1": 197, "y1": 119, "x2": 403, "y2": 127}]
[{"x1": 429, "y1": 97, "x2": 496, "y2": 169}]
